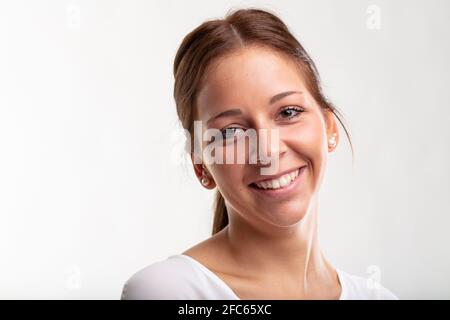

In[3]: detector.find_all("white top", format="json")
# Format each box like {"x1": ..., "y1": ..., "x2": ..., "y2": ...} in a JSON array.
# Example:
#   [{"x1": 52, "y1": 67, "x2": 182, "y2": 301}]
[{"x1": 121, "y1": 254, "x2": 399, "y2": 300}]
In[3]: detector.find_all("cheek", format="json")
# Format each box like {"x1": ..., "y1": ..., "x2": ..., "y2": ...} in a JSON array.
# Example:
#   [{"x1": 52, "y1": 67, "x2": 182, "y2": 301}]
[
  {"x1": 282, "y1": 115, "x2": 328, "y2": 181},
  {"x1": 283, "y1": 116, "x2": 327, "y2": 156},
  {"x1": 211, "y1": 164, "x2": 246, "y2": 193}
]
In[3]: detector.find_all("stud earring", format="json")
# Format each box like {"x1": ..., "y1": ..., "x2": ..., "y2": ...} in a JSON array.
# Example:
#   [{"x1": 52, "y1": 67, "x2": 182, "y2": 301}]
[
  {"x1": 200, "y1": 166, "x2": 211, "y2": 186},
  {"x1": 201, "y1": 173, "x2": 210, "y2": 186},
  {"x1": 329, "y1": 133, "x2": 337, "y2": 148}
]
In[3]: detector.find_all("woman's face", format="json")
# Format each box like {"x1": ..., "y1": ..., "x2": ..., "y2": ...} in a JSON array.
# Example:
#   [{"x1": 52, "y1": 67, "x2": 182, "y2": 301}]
[{"x1": 194, "y1": 46, "x2": 338, "y2": 228}]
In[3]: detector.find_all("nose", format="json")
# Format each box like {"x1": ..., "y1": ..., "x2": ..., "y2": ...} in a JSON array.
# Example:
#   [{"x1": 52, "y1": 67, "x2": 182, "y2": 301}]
[{"x1": 250, "y1": 121, "x2": 287, "y2": 170}]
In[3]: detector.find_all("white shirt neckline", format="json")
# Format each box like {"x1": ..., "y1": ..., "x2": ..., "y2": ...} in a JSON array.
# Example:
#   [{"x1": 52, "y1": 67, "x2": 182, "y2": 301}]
[{"x1": 171, "y1": 254, "x2": 346, "y2": 300}]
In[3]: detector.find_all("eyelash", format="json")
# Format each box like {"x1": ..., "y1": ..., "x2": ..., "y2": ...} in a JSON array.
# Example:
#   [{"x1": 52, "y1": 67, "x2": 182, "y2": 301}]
[
  {"x1": 277, "y1": 106, "x2": 304, "y2": 121},
  {"x1": 219, "y1": 106, "x2": 304, "y2": 140}
]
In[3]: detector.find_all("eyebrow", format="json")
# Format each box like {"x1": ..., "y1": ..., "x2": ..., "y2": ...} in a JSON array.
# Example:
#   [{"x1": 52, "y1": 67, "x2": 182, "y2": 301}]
[{"x1": 206, "y1": 90, "x2": 303, "y2": 124}]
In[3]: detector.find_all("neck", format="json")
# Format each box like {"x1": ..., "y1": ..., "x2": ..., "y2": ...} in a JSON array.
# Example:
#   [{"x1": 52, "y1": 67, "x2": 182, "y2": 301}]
[{"x1": 221, "y1": 197, "x2": 333, "y2": 291}]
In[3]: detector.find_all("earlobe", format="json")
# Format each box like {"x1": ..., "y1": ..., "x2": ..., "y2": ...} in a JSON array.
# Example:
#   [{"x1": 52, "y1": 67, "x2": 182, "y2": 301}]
[
  {"x1": 324, "y1": 110, "x2": 339, "y2": 152},
  {"x1": 201, "y1": 173, "x2": 211, "y2": 187},
  {"x1": 193, "y1": 163, "x2": 216, "y2": 189},
  {"x1": 328, "y1": 132, "x2": 338, "y2": 151}
]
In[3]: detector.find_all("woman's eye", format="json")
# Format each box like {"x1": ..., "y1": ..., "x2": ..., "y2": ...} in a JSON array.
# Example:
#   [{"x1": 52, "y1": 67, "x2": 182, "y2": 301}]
[
  {"x1": 277, "y1": 106, "x2": 304, "y2": 120},
  {"x1": 220, "y1": 127, "x2": 245, "y2": 140}
]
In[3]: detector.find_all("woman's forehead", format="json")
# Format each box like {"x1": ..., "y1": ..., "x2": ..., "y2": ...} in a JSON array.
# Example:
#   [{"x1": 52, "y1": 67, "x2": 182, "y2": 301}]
[
  {"x1": 197, "y1": 48, "x2": 307, "y2": 116},
  {"x1": 202, "y1": 47, "x2": 303, "y2": 89}
]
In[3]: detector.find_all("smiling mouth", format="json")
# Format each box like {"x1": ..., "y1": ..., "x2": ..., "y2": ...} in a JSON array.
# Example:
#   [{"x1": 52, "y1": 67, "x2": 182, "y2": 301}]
[{"x1": 249, "y1": 166, "x2": 305, "y2": 190}]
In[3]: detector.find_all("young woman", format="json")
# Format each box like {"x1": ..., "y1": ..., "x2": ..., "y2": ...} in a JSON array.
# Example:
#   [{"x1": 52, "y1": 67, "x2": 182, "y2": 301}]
[{"x1": 121, "y1": 8, "x2": 398, "y2": 300}]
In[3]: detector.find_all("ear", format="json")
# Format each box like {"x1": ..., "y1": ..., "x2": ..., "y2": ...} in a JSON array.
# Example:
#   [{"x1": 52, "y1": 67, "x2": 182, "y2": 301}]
[
  {"x1": 190, "y1": 154, "x2": 216, "y2": 190},
  {"x1": 324, "y1": 110, "x2": 339, "y2": 152}
]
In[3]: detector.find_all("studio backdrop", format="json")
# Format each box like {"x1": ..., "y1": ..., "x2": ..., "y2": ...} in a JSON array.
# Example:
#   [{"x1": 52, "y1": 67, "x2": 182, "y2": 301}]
[{"x1": 0, "y1": 0, "x2": 449, "y2": 299}]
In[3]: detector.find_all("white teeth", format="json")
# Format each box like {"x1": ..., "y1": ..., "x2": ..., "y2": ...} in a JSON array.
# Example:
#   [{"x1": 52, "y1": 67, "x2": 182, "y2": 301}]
[
  {"x1": 254, "y1": 168, "x2": 300, "y2": 190},
  {"x1": 272, "y1": 180, "x2": 280, "y2": 189},
  {"x1": 279, "y1": 176, "x2": 289, "y2": 187}
]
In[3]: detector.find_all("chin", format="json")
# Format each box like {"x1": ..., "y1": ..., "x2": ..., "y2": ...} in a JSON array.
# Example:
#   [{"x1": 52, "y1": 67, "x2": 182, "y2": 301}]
[{"x1": 260, "y1": 203, "x2": 309, "y2": 227}]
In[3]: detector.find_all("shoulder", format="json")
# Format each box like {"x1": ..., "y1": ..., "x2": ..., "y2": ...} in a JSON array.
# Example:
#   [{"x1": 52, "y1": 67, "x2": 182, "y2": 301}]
[
  {"x1": 121, "y1": 255, "x2": 201, "y2": 300},
  {"x1": 338, "y1": 269, "x2": 399, "y2": 300}
]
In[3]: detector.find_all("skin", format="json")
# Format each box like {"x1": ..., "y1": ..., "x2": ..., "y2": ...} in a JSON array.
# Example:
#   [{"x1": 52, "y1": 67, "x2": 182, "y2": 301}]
[{"x1": 183, "y1": 45, "x2": 341, "y2": 299}]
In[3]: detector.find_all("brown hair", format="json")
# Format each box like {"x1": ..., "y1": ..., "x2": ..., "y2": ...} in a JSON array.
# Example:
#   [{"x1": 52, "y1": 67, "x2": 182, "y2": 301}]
[{"x1": 173, "y1": 7, "x2": 353, "y2": 235}]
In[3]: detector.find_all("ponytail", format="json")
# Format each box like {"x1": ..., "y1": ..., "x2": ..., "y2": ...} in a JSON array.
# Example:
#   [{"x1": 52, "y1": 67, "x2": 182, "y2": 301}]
[{"x1": 212, "y1": 190, "x2": 228, "y2": 235}]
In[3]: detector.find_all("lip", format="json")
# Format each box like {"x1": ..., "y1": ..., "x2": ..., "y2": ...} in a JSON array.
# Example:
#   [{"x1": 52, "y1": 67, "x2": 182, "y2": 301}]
[
  {"x1": 249, "y1": 165, "x2": 306, "y2": 185},
  {"x1": 248, "y1": 165, "x2": 307, "y2": 199}
]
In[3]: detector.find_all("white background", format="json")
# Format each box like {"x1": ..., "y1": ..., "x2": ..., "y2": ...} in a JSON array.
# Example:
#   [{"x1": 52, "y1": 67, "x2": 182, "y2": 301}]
[{"x1": 0, "y1": 0, "x2": 449, "y2": 299}]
